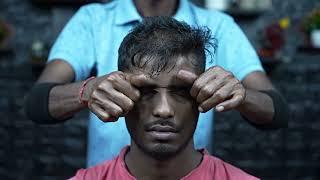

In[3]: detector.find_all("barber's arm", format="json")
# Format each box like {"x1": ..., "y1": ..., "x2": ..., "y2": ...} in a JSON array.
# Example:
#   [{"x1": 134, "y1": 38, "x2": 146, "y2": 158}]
[
  {"x1": 24, "y1": 7, "x2": 101, "y2": 124},
  {"x1": 237, "y1": 71, "x2": 288, "y2": 129},
  {"x1": 24, "y1": 59, "x2": 86, "y2": 124},
  {"x1": 177, "y1": 66, "x2": 288, "y2": 129},
  {"x1": 25, "y1": 60, "x2": 149, "y2": 124}
]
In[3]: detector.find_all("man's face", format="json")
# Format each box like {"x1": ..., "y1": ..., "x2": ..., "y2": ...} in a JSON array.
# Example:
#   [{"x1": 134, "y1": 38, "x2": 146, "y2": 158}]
[{"x1": 125, "y1": 55, "x2": 201, "y2": 160}]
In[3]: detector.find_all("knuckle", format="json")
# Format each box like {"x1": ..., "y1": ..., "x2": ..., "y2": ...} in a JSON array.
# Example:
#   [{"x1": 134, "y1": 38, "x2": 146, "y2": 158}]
[
  {"x1": 193, "y1": 82, "x2": 202, "y2": 92},
  {"x1": 113, "y1": 71, "x2": 122, "y2": 75},
  {"x1": 234, "y1": 78, "x2": 241, "y2": 84},
  {"x1": 101, "y1": 116, "x2": 112, "y2": 122},
  {"x1": 211, "y1": 66, "x2": 220, "y2": 70},
  {"x1": 130, "y1": 89, "x2": 140, "y2": 102},
  {"x1": 109, "y1": 71, "x2": 120, "y2": 76},
  {"x1": 235, "y1": 82, "x2": 244, "y2": 90},
  {"x1": 106, "y1": 74, "x2": 118, "y2": 82},
  {"x1": 127, "y1": 100, "x2": 134, "y2": 109},
  {"x1": 91, "y1": 91, "x2": 98, "y2": 99},
  {"x1": 97, "y1": 82, "x2": 108, "y2": 91},
  {"x1": 215, "y1": 92, "x2": 224, "y2": 101},
  {"x1": 96, "y1": 113, "x2": 106, "y2": 121},
  {"x1": 225, "y1": 71, "x2": 234, "y2": 78},
  {"x1": 105, "y1": 119, "x2": 116, "y2": 122},
  {"x1": 238, "y1": 91, "x2": 246, "y2": 98},
  {"x1": 132, "y1": 94, "x2": 140, "y2": 102},
  {"x1": 239, "y1": 95, "x2": 245, "y2": 101},
  {"x1": 99, "y1": 115, "x2": 108, "y2": 121},
  {"x1": 87, "y1": 102, "x2": 93, "y2": 110},
  {"x1": 201, "y1": 86, "x2": 212, "y2": 97},
  {"x1": 201, "y1": 104, "x2": 210, "y2": 112},
  {"x1": 112, "y1": 108, "x2": 123, "y2": 117}
]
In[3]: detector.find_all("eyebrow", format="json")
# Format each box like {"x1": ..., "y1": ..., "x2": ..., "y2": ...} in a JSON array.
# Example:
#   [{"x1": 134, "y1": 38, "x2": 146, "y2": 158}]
[
  {"x1": 167, "y1": 84, "x2": 191, "y2": 89},
  {"x1": 139, "y1": 84, "x2": 190, "y2": 89}
]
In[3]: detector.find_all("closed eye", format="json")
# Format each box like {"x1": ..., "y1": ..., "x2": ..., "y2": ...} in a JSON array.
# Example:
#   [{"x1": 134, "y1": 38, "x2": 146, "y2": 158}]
[
  {"x1": 169, "y1": 88, "x2": 191, "y2": 97},
  {"x1": 140, "y1": 88, "x2": 157, "y2": 98}
]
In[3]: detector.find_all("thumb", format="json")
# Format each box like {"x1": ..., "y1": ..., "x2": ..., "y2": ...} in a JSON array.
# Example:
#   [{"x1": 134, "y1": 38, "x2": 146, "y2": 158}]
[{"x1": 177, "y1": 69, "x2": 198, "y2": 85}]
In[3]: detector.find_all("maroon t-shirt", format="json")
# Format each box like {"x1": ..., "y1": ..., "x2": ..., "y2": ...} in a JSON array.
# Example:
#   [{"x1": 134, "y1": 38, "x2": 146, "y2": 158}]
[{"x1": 70, "y1": 147, "x2": 260, "y2": 180}]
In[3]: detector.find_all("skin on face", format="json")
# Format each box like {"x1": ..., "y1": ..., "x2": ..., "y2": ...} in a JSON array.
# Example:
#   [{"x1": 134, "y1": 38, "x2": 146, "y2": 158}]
[{"x1": 125, "y1": 55, "x2": 202, "y2": 160}]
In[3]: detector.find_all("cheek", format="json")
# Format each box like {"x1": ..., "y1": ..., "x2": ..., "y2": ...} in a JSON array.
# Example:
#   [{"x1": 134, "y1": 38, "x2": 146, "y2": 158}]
[
  {"x1": 126, "y1": 100, "x2": 152, "y2": 127},
  {"x1": 175, "y1": 101, "x2": 199, "y2": 125},
  {"x1": 174, "y1": 98, "x2": 198, "y2": 114},
  {"x1": 133, "y1": 100, "x2": 153, "y2": 115}
]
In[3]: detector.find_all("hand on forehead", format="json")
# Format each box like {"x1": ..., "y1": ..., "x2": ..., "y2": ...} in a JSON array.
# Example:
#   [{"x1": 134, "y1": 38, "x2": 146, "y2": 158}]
[
  {"x1": 125, "y1": 69, "x2": 198, "y2": 89},
  {"x1": 125, "y1": 73, "x2": 155, "y2": 88}
]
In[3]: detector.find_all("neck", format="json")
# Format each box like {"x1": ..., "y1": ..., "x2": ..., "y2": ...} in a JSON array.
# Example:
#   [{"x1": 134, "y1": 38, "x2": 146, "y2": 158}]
[
  {"x1": 125, "y1": 141, "x2": 202, "y2": 180},
  {"x1": 133, "y1": 0, "x2": 179, "y2": 17}
]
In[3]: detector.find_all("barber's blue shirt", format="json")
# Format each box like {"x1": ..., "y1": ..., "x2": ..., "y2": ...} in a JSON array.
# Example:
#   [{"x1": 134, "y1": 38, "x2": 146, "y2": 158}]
[{"x1": 48, "y1": 0, "x2": 263, "y2": 167}]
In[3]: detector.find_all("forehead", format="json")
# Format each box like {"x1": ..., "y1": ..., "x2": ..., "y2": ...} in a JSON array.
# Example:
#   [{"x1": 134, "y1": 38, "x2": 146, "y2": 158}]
[{"x1": 131, "y1": 55, "x2": 199, "y2": 87}]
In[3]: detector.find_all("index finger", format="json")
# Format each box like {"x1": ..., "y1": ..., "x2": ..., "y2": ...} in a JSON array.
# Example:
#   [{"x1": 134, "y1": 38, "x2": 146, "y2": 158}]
[
  {"x1": 176, "y1": 69, "x2": 198, "y2": 85},
  {"x1": 125, "y1": 73, "x2": 155, "y2": 88}
]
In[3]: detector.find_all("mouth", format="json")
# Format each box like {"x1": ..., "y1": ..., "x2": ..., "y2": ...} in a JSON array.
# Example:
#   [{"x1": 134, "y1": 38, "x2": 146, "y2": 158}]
[
  {"x1": 146, "y1": 124, "x2": 178, "y2": 141},
  {"x1": 147, "y1": 124, "x2": 178, "y2": 132}
]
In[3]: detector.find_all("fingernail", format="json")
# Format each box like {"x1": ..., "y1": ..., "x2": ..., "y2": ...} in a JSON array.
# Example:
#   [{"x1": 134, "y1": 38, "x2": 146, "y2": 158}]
[
  {"x1": 198, "y1": 106, "x2": 203, "y2": 112},
  {"x1": 135, "y1": 90, "x2": 140, "y2": 97},
  {"x1": 216, "y1": 106, "x2": 224, "y2": 112}
]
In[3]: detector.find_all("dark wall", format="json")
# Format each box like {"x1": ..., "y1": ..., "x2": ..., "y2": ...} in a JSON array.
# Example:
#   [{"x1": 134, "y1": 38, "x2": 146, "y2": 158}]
[
  {"x1": 0, "y1": 0, "x2": 319, "y2": 180},
  {"x1": 213, "y1": 1, "x2": 320, "y2": 180}
]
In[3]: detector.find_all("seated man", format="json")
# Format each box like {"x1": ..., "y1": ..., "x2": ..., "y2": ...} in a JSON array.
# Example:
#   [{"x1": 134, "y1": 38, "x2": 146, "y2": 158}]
[{"x1": 69, "y1": 16, "x2": 259, "y2": 180}]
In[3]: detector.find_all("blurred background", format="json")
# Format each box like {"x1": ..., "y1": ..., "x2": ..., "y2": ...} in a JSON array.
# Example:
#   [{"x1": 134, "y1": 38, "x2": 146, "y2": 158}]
[{"x1": 0, "y1": 0, "x2": 319, "y2": 179}]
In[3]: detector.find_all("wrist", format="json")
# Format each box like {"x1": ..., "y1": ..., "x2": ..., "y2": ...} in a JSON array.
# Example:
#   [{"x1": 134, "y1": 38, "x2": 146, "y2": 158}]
[
  {"x1": 235, "y1": 88, "x2": 250, "y2": 111},
  {"x1": 79, "y1": 76, "x2": 96, "y2": 105}
]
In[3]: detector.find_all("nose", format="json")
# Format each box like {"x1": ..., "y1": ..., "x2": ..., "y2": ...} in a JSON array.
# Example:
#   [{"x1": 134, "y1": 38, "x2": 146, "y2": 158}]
[{"x1": 152, "y1": 92, "x2": 174, "y2": 119}]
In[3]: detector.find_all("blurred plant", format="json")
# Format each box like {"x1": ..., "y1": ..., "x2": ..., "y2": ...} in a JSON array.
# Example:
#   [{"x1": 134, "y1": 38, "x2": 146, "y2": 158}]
[
  {"x1": 302, "y1": 8, "x2": 320, "y2": 34},
  {"x1": 0, "y1": 19, "x2": 13, "y2": 48},
  {"x1": 258, "y1": 17, "x2": 290, "y2": 58},
  {"x1": 0, "y1": 22, "x2": 8, "y2": 42}
]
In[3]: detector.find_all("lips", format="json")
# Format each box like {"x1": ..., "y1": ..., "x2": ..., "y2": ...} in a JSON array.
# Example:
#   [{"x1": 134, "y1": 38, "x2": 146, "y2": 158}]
[
  {"x1": 147, "y1": 124, "x2": 178, "y2": 133},
  {"x1": 146, "y1": 124, "x2": 178, "y2": 141}
]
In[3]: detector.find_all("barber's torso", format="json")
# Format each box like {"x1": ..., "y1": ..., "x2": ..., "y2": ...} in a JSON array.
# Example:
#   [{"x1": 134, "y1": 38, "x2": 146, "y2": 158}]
[{"x1": 48, "y1": 0, "x2": 263, "y2": 167}]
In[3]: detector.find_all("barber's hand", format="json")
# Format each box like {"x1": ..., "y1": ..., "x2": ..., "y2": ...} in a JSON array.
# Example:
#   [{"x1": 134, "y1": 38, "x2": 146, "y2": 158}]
[
  {"x1": 82, "y1": 71, "x2": 149, "y2": 122},
  {"x1": 177, "y1": 66, "x2": 246, "y2": 113}
]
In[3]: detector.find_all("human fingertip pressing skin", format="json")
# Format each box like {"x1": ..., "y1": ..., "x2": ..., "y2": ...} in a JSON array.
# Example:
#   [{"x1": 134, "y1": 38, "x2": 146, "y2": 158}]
[{"x1": 215, "y1": 105, "x2": 224, "y2": 112}]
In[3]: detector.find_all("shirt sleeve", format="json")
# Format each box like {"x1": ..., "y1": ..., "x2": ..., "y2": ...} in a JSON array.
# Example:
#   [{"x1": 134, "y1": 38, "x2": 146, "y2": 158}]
[
  {"x1": 48, "y1": 6, "x2": 96, "y2": 81},
  {"x1": 214, "y1": 16, "x2": 264, "y2": 81}
]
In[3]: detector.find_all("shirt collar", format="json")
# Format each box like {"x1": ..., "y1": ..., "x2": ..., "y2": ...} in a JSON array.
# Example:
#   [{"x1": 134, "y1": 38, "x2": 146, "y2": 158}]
[
  {"x1": 115, "y1": 0, "x2": 195, "y2": 26},
  {"x1": 173, "y1": 0, "x2": 195, "y2": 25},
  {"x1": 115, "y1": 0, "x2": 142, "y2": 25}
]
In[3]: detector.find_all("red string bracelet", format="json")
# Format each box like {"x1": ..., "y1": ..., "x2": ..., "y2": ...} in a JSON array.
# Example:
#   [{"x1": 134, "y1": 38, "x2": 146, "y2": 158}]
[{"x1": 79, "y1": 76, "x2": 96, "y2": 105}]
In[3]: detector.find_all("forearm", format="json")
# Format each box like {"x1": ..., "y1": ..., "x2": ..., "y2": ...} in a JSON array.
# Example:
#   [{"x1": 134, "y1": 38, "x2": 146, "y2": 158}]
[
  {"x1": 25, "y1": 81, "x2": 87, "y2": 124},
  {"x1": 236, "y1": 88, "x2": 289, "y2": 129},
  {"x1": 49, "y1": 82, "x2": 86, "y2": 120},
  {"x1": 236, "y1": 89, "x2": 274, "y2": 125}
]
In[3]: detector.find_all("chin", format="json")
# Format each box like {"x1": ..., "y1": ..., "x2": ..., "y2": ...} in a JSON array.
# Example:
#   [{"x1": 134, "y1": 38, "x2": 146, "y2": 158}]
[{"x1": 147, "y1": 143, "x2": 179, "y2": 160}]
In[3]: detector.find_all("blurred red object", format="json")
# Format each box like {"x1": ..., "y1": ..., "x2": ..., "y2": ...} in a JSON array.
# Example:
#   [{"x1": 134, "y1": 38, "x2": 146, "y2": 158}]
[
  {"x1": 0, "y1": 19, "x2": 14, "y2": 50},
  {"x1": 258, "y1": 17, "x2": 290, "y2": 58},
  {"x1": 265, "y1": 23, "x2": 285, "y2": 51}
]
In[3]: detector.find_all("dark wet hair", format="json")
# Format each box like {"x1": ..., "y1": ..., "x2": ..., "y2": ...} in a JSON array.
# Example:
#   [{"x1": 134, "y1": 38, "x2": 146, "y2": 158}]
[{"x1": 118, "y1": 16, "x2": 216, "y2": 76}]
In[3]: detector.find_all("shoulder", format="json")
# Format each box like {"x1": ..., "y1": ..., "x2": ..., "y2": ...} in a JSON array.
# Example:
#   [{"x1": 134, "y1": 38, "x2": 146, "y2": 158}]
[
  {"x1": 71, "y1": 158, "x2": 118, "y2": 180},
  {"x1": 70, "y1": 147, "x2": 133, "y2": 180},
  {"x1": 205, "y1": 155, "x2": 260, "y2": 180}
]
